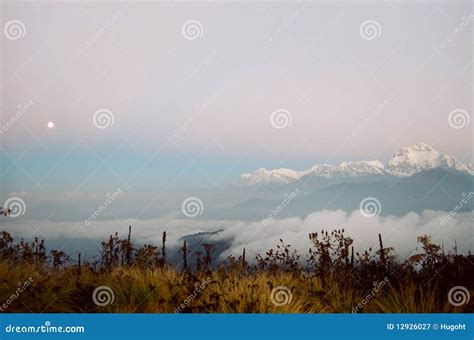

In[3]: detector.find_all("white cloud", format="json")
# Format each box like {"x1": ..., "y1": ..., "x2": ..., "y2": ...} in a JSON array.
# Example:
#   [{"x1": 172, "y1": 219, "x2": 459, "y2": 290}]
[{"x1": 2, "y1": 210, "x2": 472, "y2": 260}]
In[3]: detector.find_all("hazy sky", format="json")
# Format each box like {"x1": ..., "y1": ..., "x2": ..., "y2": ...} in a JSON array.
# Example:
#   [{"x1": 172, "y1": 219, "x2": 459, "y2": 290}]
[{"x1": 1, "y1": 0, "x2": 472, "y2": 194}]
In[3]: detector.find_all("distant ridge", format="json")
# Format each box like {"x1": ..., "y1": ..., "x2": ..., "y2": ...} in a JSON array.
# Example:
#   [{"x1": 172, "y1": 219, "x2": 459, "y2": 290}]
[{"x1": 239, "y1": 143, "x2": 473, "y2": 186}]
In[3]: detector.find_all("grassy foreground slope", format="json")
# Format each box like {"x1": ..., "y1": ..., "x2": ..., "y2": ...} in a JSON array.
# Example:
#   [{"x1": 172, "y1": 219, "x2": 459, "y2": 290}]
[{"x1": 0, "y1": 229, "x2": 472, "y2": 313}]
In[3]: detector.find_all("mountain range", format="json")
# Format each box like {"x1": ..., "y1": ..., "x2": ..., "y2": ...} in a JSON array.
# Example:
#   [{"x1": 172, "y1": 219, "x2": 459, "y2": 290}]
[
  {"x1": 239, "y1": 143, "x2": 473, "y2": 186},
  {"x1": 199, "y1": 143, "x2": 474, "y2": 219},
  {"x1": 176, "y1": 143, "x2": 473, "y2": 262}
]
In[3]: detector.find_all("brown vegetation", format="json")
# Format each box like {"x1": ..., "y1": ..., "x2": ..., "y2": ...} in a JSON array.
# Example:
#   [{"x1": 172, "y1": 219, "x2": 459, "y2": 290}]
[{"x1": 0, "y1": 227, "x2": 472, "y2": 313}]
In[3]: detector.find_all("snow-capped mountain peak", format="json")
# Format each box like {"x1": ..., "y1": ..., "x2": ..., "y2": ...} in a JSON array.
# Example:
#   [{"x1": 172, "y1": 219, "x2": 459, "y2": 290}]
[
  {"x1": 239, "y1": 143, "x2": 473, "y2": 186},
  {"x1": 385, "y1": 142, "x2": 470, "y2": 177},
  {"x1": 308, "y1": 160, "x2": 385, "y2": 178},
  {"x1": 240, "y1": 160, "x2": 385, "y2": 185},
  {"x1": 337, "y1": 160, "x2": 385, "y2": 174},
  {"x1": 239, "y1": 167, "x2": 307, "y2": 185}
]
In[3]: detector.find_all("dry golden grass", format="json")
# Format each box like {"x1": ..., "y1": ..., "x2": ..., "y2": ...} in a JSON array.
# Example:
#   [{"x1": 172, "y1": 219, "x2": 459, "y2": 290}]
[
  {"x1": 0, "y1": 229, "x2": 472, "y2": 313},
  {"x1": 0, "y1": 260, "x2": 471, "y2": 313}
]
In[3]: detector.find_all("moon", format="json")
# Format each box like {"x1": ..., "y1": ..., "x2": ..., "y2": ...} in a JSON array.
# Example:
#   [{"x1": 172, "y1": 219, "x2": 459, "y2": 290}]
[{"x1": 47, "y1": 121, "x2": 55, "y2": 128}]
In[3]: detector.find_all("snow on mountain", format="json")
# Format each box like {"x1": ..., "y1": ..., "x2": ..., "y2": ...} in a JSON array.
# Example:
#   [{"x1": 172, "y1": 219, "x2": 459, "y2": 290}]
[
  {"x1": 240, "y1": 161, "x2": 385, "y2": 185},
  {"x1": 385, "y1": 142, "x2": 472, "y2": 177},
  {"x1": 239, "y1": 143, "x2": 473, "y2": 185},
  {"x1": 307, "y1": 160, "x2": 385, "y2": 178},
  {"x1": 333, "y1": 160, "x2": 385, "y2": 175},
  {"x1": 239, "y1": 168, "x2": 308, "y2": 185}
]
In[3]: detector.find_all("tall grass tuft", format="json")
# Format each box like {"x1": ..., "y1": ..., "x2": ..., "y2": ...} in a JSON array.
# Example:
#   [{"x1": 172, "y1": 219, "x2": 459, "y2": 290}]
[{"x1": 0, "y1": 227, "x2": 472, "y2": 313}]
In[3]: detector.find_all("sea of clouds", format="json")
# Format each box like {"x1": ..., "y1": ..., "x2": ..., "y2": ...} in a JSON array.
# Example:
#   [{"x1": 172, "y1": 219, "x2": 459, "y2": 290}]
[{"x1": 2, "y1": 210, "x2": 472, "y2": 261}]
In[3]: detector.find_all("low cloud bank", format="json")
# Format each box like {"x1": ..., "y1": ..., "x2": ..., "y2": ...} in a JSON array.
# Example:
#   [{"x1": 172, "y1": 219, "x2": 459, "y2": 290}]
[{"x1": 2, "y1": 210, "x2": 472, "y2": 260}]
